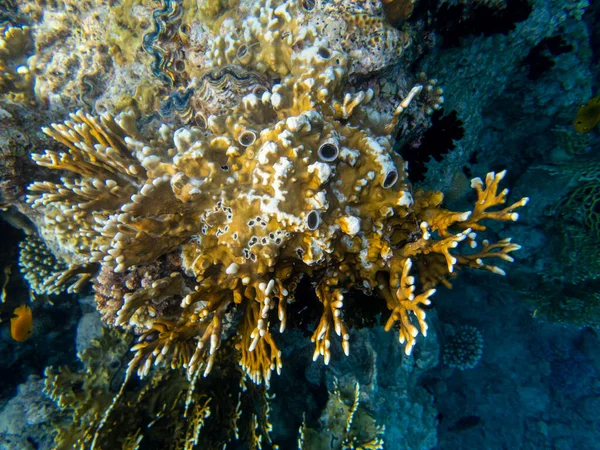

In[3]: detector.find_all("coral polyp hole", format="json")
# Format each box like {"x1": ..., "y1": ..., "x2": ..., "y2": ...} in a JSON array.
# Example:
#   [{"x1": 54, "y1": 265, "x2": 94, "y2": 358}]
[
  {"x1": 318, "y1": 142, "x2": 339, "y2": 162},
  {"x1": 317, "y1": 47, "x2": 331, "y2": 59},
  {"x1": 237, "y1": 44, "x2": 248, "y2": 59},
  {"x1": 174, "y1": 60, "x2": 186, "y2": 72},
  {"x1": 238, "y1": 131, "x2": 256, "y2": 147},
  {"x1": 180, "y1": 24, "x2": 190, "y2": 35},
  {"x1": 382, "y1": 170, "x2": 398, "y2": 189},
  {"x1": 302, "y1": 0, "x2": 315, "y2": 11},
  {"x1": 306, "y1": 210, "x2": 320, "y2": 230},
  {"x1": 292, "y1": 40, "x2": 304, "y2": 52}
]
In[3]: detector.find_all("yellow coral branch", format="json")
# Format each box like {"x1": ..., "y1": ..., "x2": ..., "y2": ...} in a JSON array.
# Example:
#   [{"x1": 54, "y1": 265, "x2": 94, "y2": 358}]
[
  {"x1": 380, "y1": 259, "x2": 436, "y2": 355},
  {"x1": 463, "y1": 170, "x2": 530, "y2": 231},
  {"x1": 237, "y1": 300, "x2": 282, "y2": 388},
  {"x1": 456, "y1": 237, "x2": 522, "y2": 276},
  {"x1": 311, "y1": 284, "x2": 350, "y2": 365}
]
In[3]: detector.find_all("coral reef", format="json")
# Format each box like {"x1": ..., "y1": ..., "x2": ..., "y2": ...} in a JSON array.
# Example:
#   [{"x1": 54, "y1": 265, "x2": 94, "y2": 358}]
[
  {"x1": 442, "y1": 325, "x2": 484, "y2": 370},
  {"x1": 44, "y1": 326, "x2": 278, "y2": 449},
  {"x1": 528, "y1": 287, "x2": 600, "y2": 329},
  {"x1": 551, "y1": 125, "x2": 593, "y2": 156},
  {"x1": 0, "y1": 0, "x2": 531, "y2": 447},
  {"x1": 18, "y1": 234, "x2": 94, "y2": 297},
  {"x1": 522, "y1": 156, "x2": 600, "y2": 329},
  {"x1": 418, "y1": 0, "x2": 590, "y2": 192},
  {"x1": 24, "y1": 0, "x2": 158, "y2": 114},
  {"x1": 24, "y1": 104, "x2": 526, "y2": 389},
  {"x1": 534, "y1": 158, "x2": 600, "y2": 284},
  {"x1": 43, "y1": 327, "x2": 132, "y2": 448}
]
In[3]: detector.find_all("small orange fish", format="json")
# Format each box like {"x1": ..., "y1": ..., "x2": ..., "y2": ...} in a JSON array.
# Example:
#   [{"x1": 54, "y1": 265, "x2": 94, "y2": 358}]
[
  {"x1": 10, "y1": 305, "x2": 33, "y2": 342},
  {"x1": 574, "y1": 96, "x2": 600, "y2": 134}
]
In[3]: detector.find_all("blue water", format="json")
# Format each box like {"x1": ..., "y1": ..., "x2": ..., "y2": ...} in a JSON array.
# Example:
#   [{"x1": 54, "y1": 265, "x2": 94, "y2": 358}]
[{"x1": 0, "y1": 0, "x2": 598, "y2": 449}]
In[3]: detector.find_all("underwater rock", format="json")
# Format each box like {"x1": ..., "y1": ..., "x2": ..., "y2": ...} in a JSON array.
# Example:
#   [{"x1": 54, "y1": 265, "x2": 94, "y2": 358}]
[
  {"x1": 0, "y1": 375, "x2": 58, "y2": 450},
  {"x1": 75, "y1": 311, "x2": 103, "y2": 356}
]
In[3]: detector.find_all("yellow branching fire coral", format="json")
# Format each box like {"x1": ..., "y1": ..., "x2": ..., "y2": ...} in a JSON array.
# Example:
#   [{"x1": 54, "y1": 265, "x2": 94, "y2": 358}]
[
  {"x1": 22, "y1": 0, "x2": 528, "y2": 401},
  {"x1": 27, "y1": 102, "x2": 527, "y2": 389}
]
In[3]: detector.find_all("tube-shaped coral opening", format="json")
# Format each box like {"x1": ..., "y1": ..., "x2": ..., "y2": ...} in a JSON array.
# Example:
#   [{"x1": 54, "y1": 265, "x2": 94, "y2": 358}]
[
  {"x1": 302, "y1": 0, "x2": 315, "y2": 11},
  {"x1": 318, "y1": 142, "x2": 339, "y2": 162},
  {"x1": 382, "y1": 169, "x2": 398, "y2": 189},
  {"x1": 306, "y1": 210, "x2": 320, "y2": 230},
  {"x1": 194, "y1": 113, "x2": 207, "y2": 129},
  {"x1": 317, "y1": 47, "x2": 331, "y2": 59},
  {"x1": 238, "y1": 130, "x2": 256, "y2": 147},
  {"x1": 253, "y1": 85, "x2": 268, "y2": 97},
  {"x1": 174, "y1": 60, "x2": 186, "y2": 72}
]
